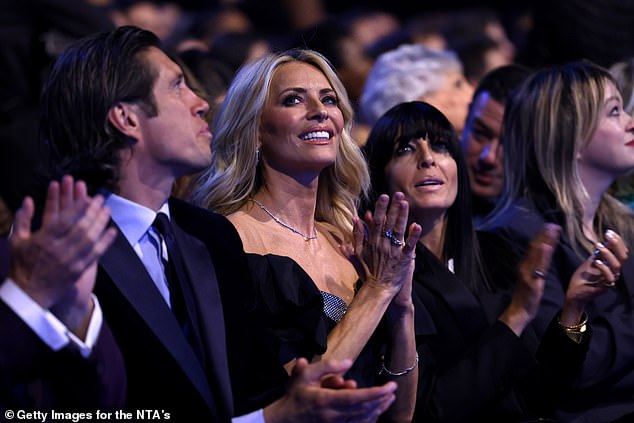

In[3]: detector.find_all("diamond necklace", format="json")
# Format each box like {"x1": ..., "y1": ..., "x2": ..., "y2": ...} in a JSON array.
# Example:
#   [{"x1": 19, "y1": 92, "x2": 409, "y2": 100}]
[{"x1": 251, "y1": 199, "x2": 318, "y2": 241}]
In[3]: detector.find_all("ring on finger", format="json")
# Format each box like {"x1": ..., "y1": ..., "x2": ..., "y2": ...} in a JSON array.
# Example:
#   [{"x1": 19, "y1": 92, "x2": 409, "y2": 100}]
[
  {"x1": 532, "y1": 268, "x2": 546, "y2": 279},
  {"x1": 383, "y1": 228, "x2": 404, "y2": 246},
  {"x1": 389, "y1": 235, "x2": 405, "y2": 247},
  {"x1": 387, "y1": 231, "x2": 405, "y2": 247},
  {"x1": 604, "y1": 279, "x2": 616, "y2": 287}
]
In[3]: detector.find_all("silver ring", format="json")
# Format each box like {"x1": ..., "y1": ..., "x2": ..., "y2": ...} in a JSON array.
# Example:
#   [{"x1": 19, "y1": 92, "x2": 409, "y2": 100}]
[
  {"x1": 383, "y1": 229, "x2": 405, "y2": 247},
  {"x1": 533, "y1": 269, "x2": 546, "y2": 279},
  {"x1": 604, "y1": 280, "x2": 616, "y2": 287},
  {"x1": 390, "y1": 236, "x2": 405, "y2": 247},
  {"x1": 383, "y1": 228, "x2": 405, "y2": 247}
]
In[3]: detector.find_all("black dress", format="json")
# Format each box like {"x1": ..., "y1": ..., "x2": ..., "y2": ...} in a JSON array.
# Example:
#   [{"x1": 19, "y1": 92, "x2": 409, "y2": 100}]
[{"x1": 245, "y1": 253, "x2": 384, "y2": 387}]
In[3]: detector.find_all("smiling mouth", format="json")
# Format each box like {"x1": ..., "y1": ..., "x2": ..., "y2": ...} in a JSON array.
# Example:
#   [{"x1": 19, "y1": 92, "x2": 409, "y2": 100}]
[
  {"x1": 626, "y1": 140, "x2": 634, "y2": 147},
  {"x1": 299, "y1": 131, "x2": 331, "y2": 141}
]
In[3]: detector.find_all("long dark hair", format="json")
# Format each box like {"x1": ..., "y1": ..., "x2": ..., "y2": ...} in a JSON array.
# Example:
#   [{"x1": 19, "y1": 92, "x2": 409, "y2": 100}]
[
  {"x1": 41, "y1": 25, "x2": 160, "y2": 193},
  {"x1": 363, "y1": 101, "x2": 490, "y2": 293}
]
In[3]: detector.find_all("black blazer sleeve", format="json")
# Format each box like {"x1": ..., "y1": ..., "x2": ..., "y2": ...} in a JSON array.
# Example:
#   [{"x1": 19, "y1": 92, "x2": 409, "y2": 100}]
[{"x1": 0, "y1": 299, "x2": 126, "y2": 410}]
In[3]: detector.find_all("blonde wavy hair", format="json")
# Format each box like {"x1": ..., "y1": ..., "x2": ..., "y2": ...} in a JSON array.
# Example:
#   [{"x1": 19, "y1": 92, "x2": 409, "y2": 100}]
[
  {"x1": 190, "y1": 49, "x2": 369, "y2": 238},
  {"x1": 490, "y1": 61, "x2": 634, "y2": 254}
]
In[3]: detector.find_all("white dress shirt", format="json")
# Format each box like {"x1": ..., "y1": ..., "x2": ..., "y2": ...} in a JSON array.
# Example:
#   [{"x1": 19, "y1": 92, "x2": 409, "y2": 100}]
[
  {"x1": 106, "y1": 194, "x2": 266, "y2": 422},
  {"x1": 106, "y1": 193, "x2": 172, "y2": 307},
  {"x1": 0, "y1": 279, "x2": 102, "y2": 357}
]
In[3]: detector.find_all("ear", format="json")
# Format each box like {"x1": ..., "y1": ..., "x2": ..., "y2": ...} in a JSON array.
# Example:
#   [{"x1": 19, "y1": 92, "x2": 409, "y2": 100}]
[{"x1": 107, "y1": 102, "x2": 142, "y2": 140}]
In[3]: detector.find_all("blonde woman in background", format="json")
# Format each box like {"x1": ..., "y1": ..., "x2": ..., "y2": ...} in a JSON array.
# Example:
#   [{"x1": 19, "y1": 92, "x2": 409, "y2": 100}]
[
  {"x1": 192, "y1": 49, "x2": 421, "y2": 422},
  {"x1": 483, "y1": 61, "x2": 634, "y2": 423},
  {"x1": 609, "y1": 58, "x2": 634, "y2": 209}
]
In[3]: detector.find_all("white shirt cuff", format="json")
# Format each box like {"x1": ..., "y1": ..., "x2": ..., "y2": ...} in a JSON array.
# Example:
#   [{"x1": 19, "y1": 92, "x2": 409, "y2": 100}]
[
  {"x1": 232, "y1": 409, "x2": 265, "y2": 423},
  {"x1": 0, "y1": 279, "x2": 102, "y2": 357}
]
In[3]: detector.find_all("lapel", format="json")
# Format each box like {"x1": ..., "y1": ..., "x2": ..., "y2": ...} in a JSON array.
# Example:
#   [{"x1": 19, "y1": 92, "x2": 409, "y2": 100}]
[
  {"x1": 413, "y1": 244, "x2": 489, "y2": 339},
  {"x1": 99, "y1": 223, "x2": 217, "y2": 413},
  {"x1": 169, "y1": 215, "x2": 234, "y2": 416}
]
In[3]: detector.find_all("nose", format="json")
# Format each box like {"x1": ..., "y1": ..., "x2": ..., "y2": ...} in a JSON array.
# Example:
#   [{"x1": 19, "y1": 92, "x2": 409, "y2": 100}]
[
  {"x1": 417, "y1": 142, "x2": 435, "y2": 168},
  {"x1": 194, "y1": 96, "x2": 210, "y2": 118},
  {"x1": 308, "y1": 98, "x2": 328, "y2": 122},
  {"x1": 186, "y1": 85, "x2": 209, "y2": 118},
  {"x1": 478, "y1": 139, "x2": 500, "y2": 165},
  {"x1": 625, "y1": 112, "x2": 634, "y2": 133}
]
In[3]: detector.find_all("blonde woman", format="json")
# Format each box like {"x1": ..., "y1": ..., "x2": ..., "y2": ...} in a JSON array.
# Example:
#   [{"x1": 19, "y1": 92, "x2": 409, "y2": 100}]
[
  {"x1": 483, "y1": 61, "x2": 634, "y2": 422},
  {"x1": 192, "y1": 49, "x2": 421, "y2": 422}
]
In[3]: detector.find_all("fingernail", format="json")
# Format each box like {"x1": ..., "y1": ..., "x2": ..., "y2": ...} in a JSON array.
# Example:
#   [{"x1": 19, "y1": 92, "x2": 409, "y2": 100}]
[{"x1": 606, "y1": 229, "x2": 617, "y2": 240}]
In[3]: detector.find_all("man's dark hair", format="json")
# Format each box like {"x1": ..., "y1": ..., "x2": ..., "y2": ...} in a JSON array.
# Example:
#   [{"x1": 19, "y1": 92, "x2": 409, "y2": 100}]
[
  {"x1": 42, "y1": 25, "x2": 160, "y2": 193},
  {"x1": 472, "y1": 64, "x2": 533, "y2": 105}
]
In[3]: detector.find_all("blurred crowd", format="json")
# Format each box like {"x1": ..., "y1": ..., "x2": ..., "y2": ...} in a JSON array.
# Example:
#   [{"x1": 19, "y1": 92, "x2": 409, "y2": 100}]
[{"x1": 3, "y1": 1, "x2": 634, "y2": 422}]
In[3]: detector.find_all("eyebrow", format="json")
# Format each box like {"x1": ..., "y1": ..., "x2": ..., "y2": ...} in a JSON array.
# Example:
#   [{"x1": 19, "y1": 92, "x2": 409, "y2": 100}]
[
  {"x1": 472, "y1": 118, "x2": 495, "y2": 134},
  {"x1": 604, "y1": 95, "x2": 621, "y2": 105},
  {"x1": 279, "y1": 87, "x2": 336, "y2": 95}
]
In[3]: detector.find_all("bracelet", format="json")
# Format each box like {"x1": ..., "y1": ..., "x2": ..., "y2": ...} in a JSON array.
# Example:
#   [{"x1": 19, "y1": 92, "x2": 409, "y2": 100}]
[
  {"x1": 557, "y1": 312, "x2": 588, "y2": 332},
  {"x1": 379, "y1": 353, "x2": 419, "y2": 376}
]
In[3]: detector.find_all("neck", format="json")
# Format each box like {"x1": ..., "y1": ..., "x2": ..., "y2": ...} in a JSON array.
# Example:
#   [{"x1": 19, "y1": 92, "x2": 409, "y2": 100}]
[
  {"x1": 414, "y1": 209, "x2": 447, "y2": 261},
  {"x1": 116, "y1": 162, "x2": 175, "y2": 211},
  {"x1": 578, "y1": 164, "x2": 613, "y2": 241},
  {"x1": 254, "y1": 168, "x2": 320, "y2": 236}
]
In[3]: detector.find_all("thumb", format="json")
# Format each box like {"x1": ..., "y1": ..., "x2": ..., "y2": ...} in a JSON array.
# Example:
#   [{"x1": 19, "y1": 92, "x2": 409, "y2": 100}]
[
  {"x1": 296, "y1": 358, "x2": 353, "y2": 384},
  {"x1": 11, "y1": 197, "x2": 34, "y2": 240}
]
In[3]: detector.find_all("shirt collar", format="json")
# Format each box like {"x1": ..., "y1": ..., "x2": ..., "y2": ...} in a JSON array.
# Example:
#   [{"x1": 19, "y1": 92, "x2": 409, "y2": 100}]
[{"x1": 105, "y1": 193, "x2": 171, "y2": 246}]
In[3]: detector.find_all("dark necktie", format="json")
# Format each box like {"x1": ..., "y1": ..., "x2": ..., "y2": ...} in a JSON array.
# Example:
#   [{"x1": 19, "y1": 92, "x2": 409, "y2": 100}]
[
  {"x1": 152, "y1": 212, "x2": 207, "y2": 380},
  {"x1": 152, "y1": 212, "x2": 207, "y2": 371},
  {"x1": 152, "y1": 212, "x2": 190, "y2": 329}
]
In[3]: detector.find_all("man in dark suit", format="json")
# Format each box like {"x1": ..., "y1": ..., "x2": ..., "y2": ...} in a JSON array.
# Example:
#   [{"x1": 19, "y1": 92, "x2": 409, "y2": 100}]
[
  {"x1": 40, "y1": 25, "x2": 397, "y2": 422},
  {"x1": 1, "y1": 176, "x2": 125, "y2": 415}
]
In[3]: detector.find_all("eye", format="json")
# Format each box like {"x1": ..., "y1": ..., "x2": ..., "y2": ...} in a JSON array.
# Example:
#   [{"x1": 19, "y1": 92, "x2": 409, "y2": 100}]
[
  {"x1": 322, "y1": 94, "x2": 338, "y2": 106},
  {"x1": 172, "y1": 76, "x2": 184, "y2": 92},
  {"x1": 472, "y1": 128, "x2": 492, "y2": 143},
  {"x1": 431, "y1": 142, "x2": 450, "y2": 153},
  {"x1": 282, "y1": 95, "x2": 303, "y2": 106},
  {"x1": 609, "y1": 106, "x2": 621, "y2": 117},
  {"x1": 395, "y1": 142, "x2": 415, "y2": 156}
]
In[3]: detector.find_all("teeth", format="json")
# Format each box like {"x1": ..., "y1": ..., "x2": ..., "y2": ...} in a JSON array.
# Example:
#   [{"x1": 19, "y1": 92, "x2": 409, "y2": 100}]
[
  {"x1": 418, "y1": 180, "x2": 441, "y2": 186},
  {"x1": 300, "y1": 131, "x2": 330, "y2": 141}
]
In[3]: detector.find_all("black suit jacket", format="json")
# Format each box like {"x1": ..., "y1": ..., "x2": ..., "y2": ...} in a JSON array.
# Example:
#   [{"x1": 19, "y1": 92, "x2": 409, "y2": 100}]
[
  {"x1": 172, "y1": 199, "x2": 289, "y2": 416},
  {"x1": 0, "y1": 239, "x2": 126, "y2": 418},
  {"x1": 411, "y1": 243, "x2": 588, "y2": 423},
  {"x1": 485, "y1": 197, "x2": 634, "y2": 422},
  {"x1": 95, "y1": 198, "x2": 233, "y2": 422}
]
